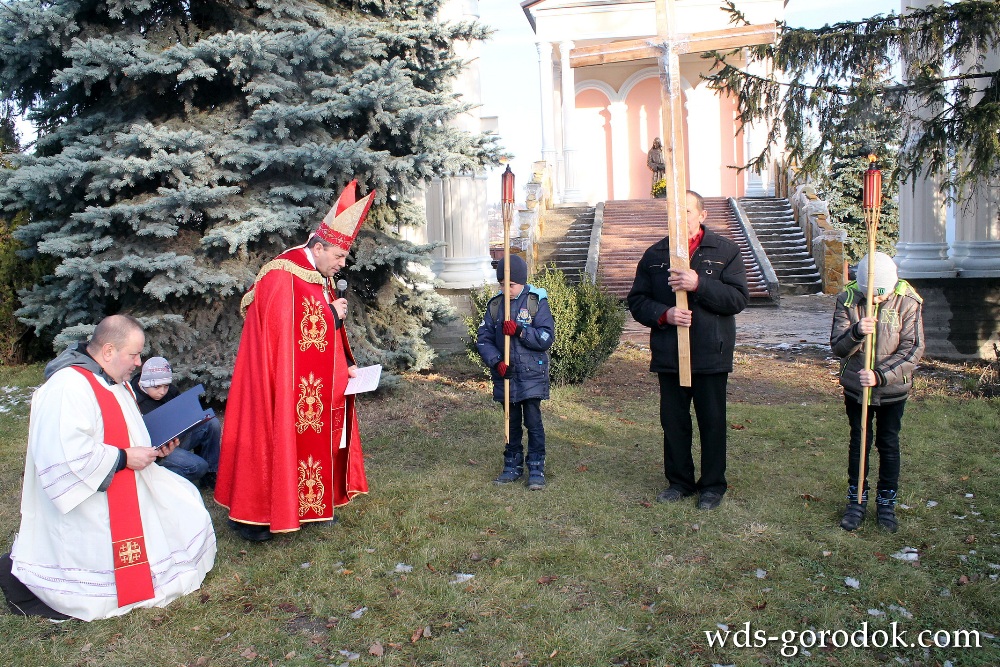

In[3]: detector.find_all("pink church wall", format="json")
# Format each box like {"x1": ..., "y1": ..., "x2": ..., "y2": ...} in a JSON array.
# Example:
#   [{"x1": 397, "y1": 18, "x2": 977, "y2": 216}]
[
  {"x1": 573, "y1": 75, "x2": 745, "y2": 202},
  {"x1": 575, "y1": 88, "x2": 613, "y2": 203},
  {"x1": 719, "y1": 93, "x2": 745, "y2": 198},
  {"x1": 623, "y1": 78, "x2": 693, "y2": 200}
]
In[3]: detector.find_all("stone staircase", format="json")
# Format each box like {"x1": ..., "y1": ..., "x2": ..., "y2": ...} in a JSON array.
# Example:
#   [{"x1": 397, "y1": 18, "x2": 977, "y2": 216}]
[
  {"x1": 596, "y1": 198, "x2": 775, "y2": 304},
  {"x1": 738, "y1": 197, "x2": 823, "y2": 295},
  {"x1": 534, "y1": 205, "x2": 595, "y2": 281}
]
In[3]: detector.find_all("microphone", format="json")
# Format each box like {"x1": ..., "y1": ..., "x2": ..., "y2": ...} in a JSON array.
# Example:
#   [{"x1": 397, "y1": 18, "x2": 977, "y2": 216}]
[{"x1": 336, "y1": 279, "x2": 348, "y2": 300}]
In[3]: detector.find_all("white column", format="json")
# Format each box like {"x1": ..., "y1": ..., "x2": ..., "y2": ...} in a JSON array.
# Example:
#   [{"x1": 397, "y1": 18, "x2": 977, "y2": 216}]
[
  {"x1": 537, "y1": 42, "x2": 558, "y2": 171},
  {"x1": 608, "y1": 101, "x2": 630, "y2": 200},
  {"x1": 421, "y1": 0, "x2": 493, "y2": 289},
  {"x1": 558, "y1": 40, "x2": 586, "y2": 203},
  {"x1": 684, "y1": 83, "x2": 723, "y2": 197},
  {"x1": 951, "y1": 38, "x2": 1000, "y2": 276},
  {"x1": 577, "y1": 107, "x2": 609, "y2": 203},
  {"x1": 424, "y1": 175, "x2": 494, "y2": 288},
  {"x1": 952, "y1": 187, "x2": 1000, "y2": 276},
  {"x1": 895, "y1": 0, "x2": 955, "y2": 277},
  {"x1": 896, "y1": 173, "x2": 955, "y2": 277}
]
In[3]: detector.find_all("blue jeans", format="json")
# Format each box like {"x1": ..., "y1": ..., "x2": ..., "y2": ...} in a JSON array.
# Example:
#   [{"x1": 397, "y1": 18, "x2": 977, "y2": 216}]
[
  {"x1": 158, "y1": 417, "x2": 221, "y2": 483},
  {"x1": 508, "y1": 398, "x2": 545, "y2": 462}
]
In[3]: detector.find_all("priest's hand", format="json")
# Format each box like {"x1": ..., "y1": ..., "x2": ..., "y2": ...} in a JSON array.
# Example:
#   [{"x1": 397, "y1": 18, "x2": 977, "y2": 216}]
[
  {"x1": 125, "y1": 446, "x2": 161, "y2": 470},
  {"x1": 348, "y1": 365, "x2": 358, "y2": 378},
  {"x1": 332, "y1": 297, "x2": 348, "y2": 320},
  {"x1": 158, "y1": 438, "x2": 180, "y2": 457}
]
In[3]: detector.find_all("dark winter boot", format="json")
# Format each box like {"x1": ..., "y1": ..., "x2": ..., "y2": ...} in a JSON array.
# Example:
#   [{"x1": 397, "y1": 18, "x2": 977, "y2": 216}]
[
  {"x1": 526, "y1": 458, "x2": 546, "y2": 491},
  {"x1": 840, "y1": 485, "x2": 867, "y2": 532},
  {"x1": 876, "y1": 489, "x2": 899, "y2": 533},
  {"x1": 494, "y1": 450, "x2": 524, "y2": 484}
]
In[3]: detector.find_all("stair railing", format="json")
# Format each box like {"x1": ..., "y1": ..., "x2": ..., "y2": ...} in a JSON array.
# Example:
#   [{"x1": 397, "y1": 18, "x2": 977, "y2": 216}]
[{"x1": 730, "y1": 198, "x2": 780, "y2": 304}]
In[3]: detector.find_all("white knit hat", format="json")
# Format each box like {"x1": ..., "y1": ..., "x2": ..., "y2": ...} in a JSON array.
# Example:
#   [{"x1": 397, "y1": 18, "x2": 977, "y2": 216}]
[
  {"x1": 139, "y1": 356, "x2": 172, "y2": 388},
  {"x1": 857, "y1": 252, "x2": 898, "y2": 297}
]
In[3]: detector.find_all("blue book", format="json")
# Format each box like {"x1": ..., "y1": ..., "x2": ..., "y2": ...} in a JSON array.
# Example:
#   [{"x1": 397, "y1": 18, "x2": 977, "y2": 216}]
[{"x1": 141, "y1": 384, "x2": 215, "y2": 448}]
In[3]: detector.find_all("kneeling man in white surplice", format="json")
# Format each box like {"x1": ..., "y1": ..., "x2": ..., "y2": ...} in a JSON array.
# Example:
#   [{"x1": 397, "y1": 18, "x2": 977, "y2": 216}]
[{"x1": 8, "y1": 314, "x2": 216, "y2": 621}]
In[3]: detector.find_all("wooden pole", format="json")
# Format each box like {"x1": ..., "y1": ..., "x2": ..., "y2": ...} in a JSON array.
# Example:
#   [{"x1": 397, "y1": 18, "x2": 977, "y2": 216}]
[
  {"x1": 501, "y1": 166, "x2": 515, "y2": 448},
  {"x1": 857, "y1": 156, "x2": 883, "y2": 506},
  {"x1": 656, "y1": 0, "x2": 692, "y2": 387}
]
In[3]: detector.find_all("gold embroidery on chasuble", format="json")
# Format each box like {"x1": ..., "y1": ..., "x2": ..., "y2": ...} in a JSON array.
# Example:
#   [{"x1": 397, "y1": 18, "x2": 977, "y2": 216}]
[
  {"x1": 299, "y1": 296, "x2": 329, "y2": 352},
  {"x1": 295, "y1": 372, "x2": 325, "y2": 434},
  {"x1": 297, "y1": 455, "x2": 327, "y2": 517}
]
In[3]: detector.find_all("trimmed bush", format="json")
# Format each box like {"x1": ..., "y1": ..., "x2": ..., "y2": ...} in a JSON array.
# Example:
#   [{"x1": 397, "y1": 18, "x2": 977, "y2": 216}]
[{"x1": 465, "y1": 265, "x2": 626, "y2": 384}]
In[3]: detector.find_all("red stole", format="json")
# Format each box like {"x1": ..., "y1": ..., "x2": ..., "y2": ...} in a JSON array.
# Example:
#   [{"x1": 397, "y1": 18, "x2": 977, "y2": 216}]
[{"x1": 72, "y1": 367, "x2": 155, "y2": 607}]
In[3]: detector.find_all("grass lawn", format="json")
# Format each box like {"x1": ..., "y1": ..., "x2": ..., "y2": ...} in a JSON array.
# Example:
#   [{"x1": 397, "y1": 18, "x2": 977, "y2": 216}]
[{"x1": 0, "y1": 344, "x2": 997, "y2": 667}]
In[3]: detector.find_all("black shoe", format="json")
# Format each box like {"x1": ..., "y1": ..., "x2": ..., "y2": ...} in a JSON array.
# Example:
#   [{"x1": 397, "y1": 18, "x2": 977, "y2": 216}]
[
  {"x1": 840, "y1": 503, "x2": 867, "y2": 531},
  {"x1": 494, "y1": 451, "x2": 524, "y2": 484},
  {"x1": 876, "y1": 504, "x2": 898, "y2": 533},
  {"x1": 228, "y1": 519, "x2": 272, "y2": 542},
  {"x1": 526, "y1": 460, "x2": 546, "y2": 490},
  {"x1": 656, "y1": 487, "x2": 691, "y2": 503},
  {"x1": 697, "y1": 491, "x2": 724, "y2": 510},
  {"x1": 199, "y1": 472, "x2": 217, "y2": 490}
]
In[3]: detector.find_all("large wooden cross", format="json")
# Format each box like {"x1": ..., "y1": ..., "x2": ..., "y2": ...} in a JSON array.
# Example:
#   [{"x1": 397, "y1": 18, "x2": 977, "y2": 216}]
[{"x1": 571, "y1": 0, "x2": 775, "y2": 386}]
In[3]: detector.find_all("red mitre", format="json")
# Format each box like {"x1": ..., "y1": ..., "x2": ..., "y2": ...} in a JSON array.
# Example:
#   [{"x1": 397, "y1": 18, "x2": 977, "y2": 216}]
[{"x1": 313, "y1": 180, "x2": 376, "y2": 250}]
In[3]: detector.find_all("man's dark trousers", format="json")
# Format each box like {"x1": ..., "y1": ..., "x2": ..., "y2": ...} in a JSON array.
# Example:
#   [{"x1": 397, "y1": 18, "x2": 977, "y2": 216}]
[{"x1": 658, "y1": 372, "x2": 729, "y2": 495}]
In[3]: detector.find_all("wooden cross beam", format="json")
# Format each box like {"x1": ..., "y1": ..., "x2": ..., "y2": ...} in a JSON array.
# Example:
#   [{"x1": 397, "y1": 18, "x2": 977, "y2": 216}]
[{"x1": 570, "y1": 0, "x2": 775, "y2": 386}]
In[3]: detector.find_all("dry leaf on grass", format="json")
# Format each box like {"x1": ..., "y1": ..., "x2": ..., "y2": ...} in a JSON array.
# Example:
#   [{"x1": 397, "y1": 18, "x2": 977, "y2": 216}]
[
  {"x1": 369, "y1": 643, "x2": 384, "y2": 657},
  {"x1": 537, "y1": 575, "x2": 559, "y2": 585},
  {"x1": 240, "y1": 648, "x2": 257, "y2": 660},
  {"x1": 730, "y1": 423, "x2": 746, "y2": 430}
]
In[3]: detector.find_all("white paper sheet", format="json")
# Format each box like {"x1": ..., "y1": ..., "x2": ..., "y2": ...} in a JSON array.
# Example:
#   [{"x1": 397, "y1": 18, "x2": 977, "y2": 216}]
[{"x1": 345, "y1": 364, "x2": 382, "y2": 395}]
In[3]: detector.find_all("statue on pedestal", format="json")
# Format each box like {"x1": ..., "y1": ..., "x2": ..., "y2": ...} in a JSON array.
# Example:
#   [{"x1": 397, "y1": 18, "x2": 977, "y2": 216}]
[
  {"x1": 647, "y1": 138, "x2": 665, "y2": 181},
  {"x1": 647, "y1": 138, "x2": 666, "y2": 197}
]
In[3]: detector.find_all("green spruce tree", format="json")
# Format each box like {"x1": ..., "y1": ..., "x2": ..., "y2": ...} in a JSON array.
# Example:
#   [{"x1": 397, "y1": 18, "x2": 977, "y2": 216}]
[
  {"x1": 818, "y1": 64, "x2": 901, "y2": 263},
  {"x1": 0, "y1": 0, "x2": 497, "y2": 395}
]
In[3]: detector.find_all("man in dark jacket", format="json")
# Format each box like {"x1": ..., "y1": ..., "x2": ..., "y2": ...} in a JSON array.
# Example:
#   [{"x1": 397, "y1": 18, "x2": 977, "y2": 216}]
[
  {"x1": 476, "y1": 254, "x2": 555, "y2": 490},
  {"x1": 628, "y1": 190, "x2": 750, "y2": 510}
]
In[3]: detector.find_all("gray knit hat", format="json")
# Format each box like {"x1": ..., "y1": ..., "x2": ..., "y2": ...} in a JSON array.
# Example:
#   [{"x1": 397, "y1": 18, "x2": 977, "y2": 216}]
[
  {"x1": 857, "y1": 252, "x2": 898, "y2": 297},
  {"x1": 139, "y1": 356, "x2": 172, "y2": 388}
]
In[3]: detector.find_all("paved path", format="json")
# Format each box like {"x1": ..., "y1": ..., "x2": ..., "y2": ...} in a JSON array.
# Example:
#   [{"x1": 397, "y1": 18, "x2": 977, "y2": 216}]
[{"x1": 622, "y1": 293, "x2": 837, "y2": 349}]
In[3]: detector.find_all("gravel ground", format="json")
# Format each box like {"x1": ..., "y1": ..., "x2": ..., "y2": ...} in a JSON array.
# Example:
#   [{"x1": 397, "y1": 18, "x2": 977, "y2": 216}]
[{"x1": 622, "y1": 292, "x2": 837, "y2": 350}]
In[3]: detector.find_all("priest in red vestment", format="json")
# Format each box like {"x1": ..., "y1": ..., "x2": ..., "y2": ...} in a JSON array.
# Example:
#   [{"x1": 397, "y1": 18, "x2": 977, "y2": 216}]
[{"x1": 215, "y1": 181, "x2": 374, "y2": 542}]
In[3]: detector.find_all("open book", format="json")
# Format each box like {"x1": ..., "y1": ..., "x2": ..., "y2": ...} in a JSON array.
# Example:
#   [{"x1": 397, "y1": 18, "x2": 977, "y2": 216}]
[{"x1": 141, "y1": 384, "x2": 215, "y2": 449}]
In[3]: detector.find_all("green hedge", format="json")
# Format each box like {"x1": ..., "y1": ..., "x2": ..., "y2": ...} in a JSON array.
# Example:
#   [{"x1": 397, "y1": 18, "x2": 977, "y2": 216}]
[{"x1": 465, "y1": 265, "x2": 626, "y2": 384}]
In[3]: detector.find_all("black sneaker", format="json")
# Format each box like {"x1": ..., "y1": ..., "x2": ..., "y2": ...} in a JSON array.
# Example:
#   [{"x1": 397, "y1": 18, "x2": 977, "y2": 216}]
[
  {"x1": 697, "y1": 491, "x2": 724, "y2": 510},
  {"x1": 656, "y1": 487, "x2": 691, "y2": 503},
  {"x1": 228, "y1": 519, "x2": 272, "y2": 542},
  {"x1": 876, "y1": 504, "x2": 898, "y2": 533},
  {"x1": 526, "y1": 466, "x2": 546, "y2": 490},
  {"x1": 199, "y1": 472, "x2": 217, "y2": 490},
  {"x1": 840, "y1": 503, "x2": 867, "y2": 531}
]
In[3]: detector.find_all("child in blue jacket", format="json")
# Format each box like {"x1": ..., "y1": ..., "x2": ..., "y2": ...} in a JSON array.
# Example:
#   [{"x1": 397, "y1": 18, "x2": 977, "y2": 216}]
[{"x1": 476, "y1": 255, "x2": 555, "y2": 489}]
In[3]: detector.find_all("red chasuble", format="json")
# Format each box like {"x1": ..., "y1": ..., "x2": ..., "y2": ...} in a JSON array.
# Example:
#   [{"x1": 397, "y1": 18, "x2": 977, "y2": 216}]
[
  {"x1": 71, "y1": 367, "x2": 156, "y2": 607},
  {"x1": 215, "y1": 246, "x2": 367, "y2": 532}
]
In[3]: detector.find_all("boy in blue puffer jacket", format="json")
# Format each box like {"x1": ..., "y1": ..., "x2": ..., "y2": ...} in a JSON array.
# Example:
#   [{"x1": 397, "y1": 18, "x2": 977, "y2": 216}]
[{"x1": 476, "y1": 255, "x2": 556, "y2": 489}]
